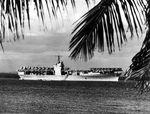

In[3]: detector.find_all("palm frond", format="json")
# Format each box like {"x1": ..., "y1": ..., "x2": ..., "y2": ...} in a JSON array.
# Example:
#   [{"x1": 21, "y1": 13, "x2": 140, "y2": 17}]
[
  {"x1": 0, "y1": 0, "x2": 94, "y2": 44},
  {"x1": 124, "y1": 2, "x2": 150, "y2": 94},
  {"x1": 125, "y1": 27, "x2": 150, "y2": 93},
  {"x1": 69, "y1": 0, "x2": 146, "y2": 60}
]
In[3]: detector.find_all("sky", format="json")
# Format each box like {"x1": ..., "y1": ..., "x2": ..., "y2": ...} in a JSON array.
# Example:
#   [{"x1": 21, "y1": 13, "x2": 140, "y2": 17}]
[{"x1": 0, "y1": 1, "x2": 146, "y2": 72}]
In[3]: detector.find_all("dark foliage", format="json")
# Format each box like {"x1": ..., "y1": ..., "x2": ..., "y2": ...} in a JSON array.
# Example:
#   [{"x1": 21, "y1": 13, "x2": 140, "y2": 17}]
[{"x1": 69, "y1": 0, "x2": 146, "y2": 60}]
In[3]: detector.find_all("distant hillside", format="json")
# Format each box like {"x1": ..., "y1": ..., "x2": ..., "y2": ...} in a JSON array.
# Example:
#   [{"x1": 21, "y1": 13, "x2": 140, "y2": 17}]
[{"x1": 0, "y1": 72, "x2": 19, "y2": 79}]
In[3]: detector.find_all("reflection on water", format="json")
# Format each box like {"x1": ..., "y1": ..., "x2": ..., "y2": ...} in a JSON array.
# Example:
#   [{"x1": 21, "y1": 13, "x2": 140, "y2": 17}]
[{"x1": 0, "y1": 79, "x2": 150, "y2": 114}]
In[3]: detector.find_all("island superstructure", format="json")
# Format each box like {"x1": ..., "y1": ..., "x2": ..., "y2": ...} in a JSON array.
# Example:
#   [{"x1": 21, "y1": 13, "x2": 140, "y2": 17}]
[{"x1": 18, "y1": 56, "x2": 122, "y2": 81}]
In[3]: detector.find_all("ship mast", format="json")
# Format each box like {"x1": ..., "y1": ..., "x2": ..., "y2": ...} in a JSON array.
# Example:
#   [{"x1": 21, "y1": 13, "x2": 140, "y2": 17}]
[{"x1": 57, "y1": 55, "x2": 62, "y2": 63}]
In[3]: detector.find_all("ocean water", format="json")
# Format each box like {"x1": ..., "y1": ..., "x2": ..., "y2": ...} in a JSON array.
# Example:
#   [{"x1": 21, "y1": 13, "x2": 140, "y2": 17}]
[{"x1": 0, "y1": 79, "x2": 150, "y2": 114}]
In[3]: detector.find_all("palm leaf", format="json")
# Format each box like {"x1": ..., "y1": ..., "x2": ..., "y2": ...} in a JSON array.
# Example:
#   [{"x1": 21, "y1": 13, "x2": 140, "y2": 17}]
[
  {"x1": 0, "y1": 0, "x2": 94, "y2": 44},
  {"x1": 69, "y1": 0, "x2": 146, "y2": 60},
  {"x1": 125, "y1": 30, "x2": 150, "y2": 93}
]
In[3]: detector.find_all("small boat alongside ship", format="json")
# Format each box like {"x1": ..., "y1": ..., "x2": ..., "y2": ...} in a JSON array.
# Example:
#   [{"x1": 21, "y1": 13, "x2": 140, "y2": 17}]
[{"x1": 17, "y1": 56, "x2": 123, "y2": 81}]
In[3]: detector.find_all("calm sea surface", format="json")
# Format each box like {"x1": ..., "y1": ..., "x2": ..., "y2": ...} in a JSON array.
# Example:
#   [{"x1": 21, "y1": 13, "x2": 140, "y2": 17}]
[{"x1": 0, "y1": 79, "x2": 150, "y2": 114}]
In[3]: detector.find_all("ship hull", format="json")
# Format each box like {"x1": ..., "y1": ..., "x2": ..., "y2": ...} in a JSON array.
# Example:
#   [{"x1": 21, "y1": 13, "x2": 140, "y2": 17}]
[
  {"x1": 66, "y1": 73, "x2": 119, "y2": 81},
  {"x1": 19, "y1": 75, "x2": 68, "y2": 81},
  {"x1": 18, "y1": 73, "x2": 119, "y2": 81}
]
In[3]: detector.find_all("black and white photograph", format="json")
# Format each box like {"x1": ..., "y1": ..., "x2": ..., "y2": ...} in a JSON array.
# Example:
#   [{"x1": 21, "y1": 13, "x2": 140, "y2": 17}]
[{"x1": 0, "y1": 0, "x2": 150, "y2": 113}]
